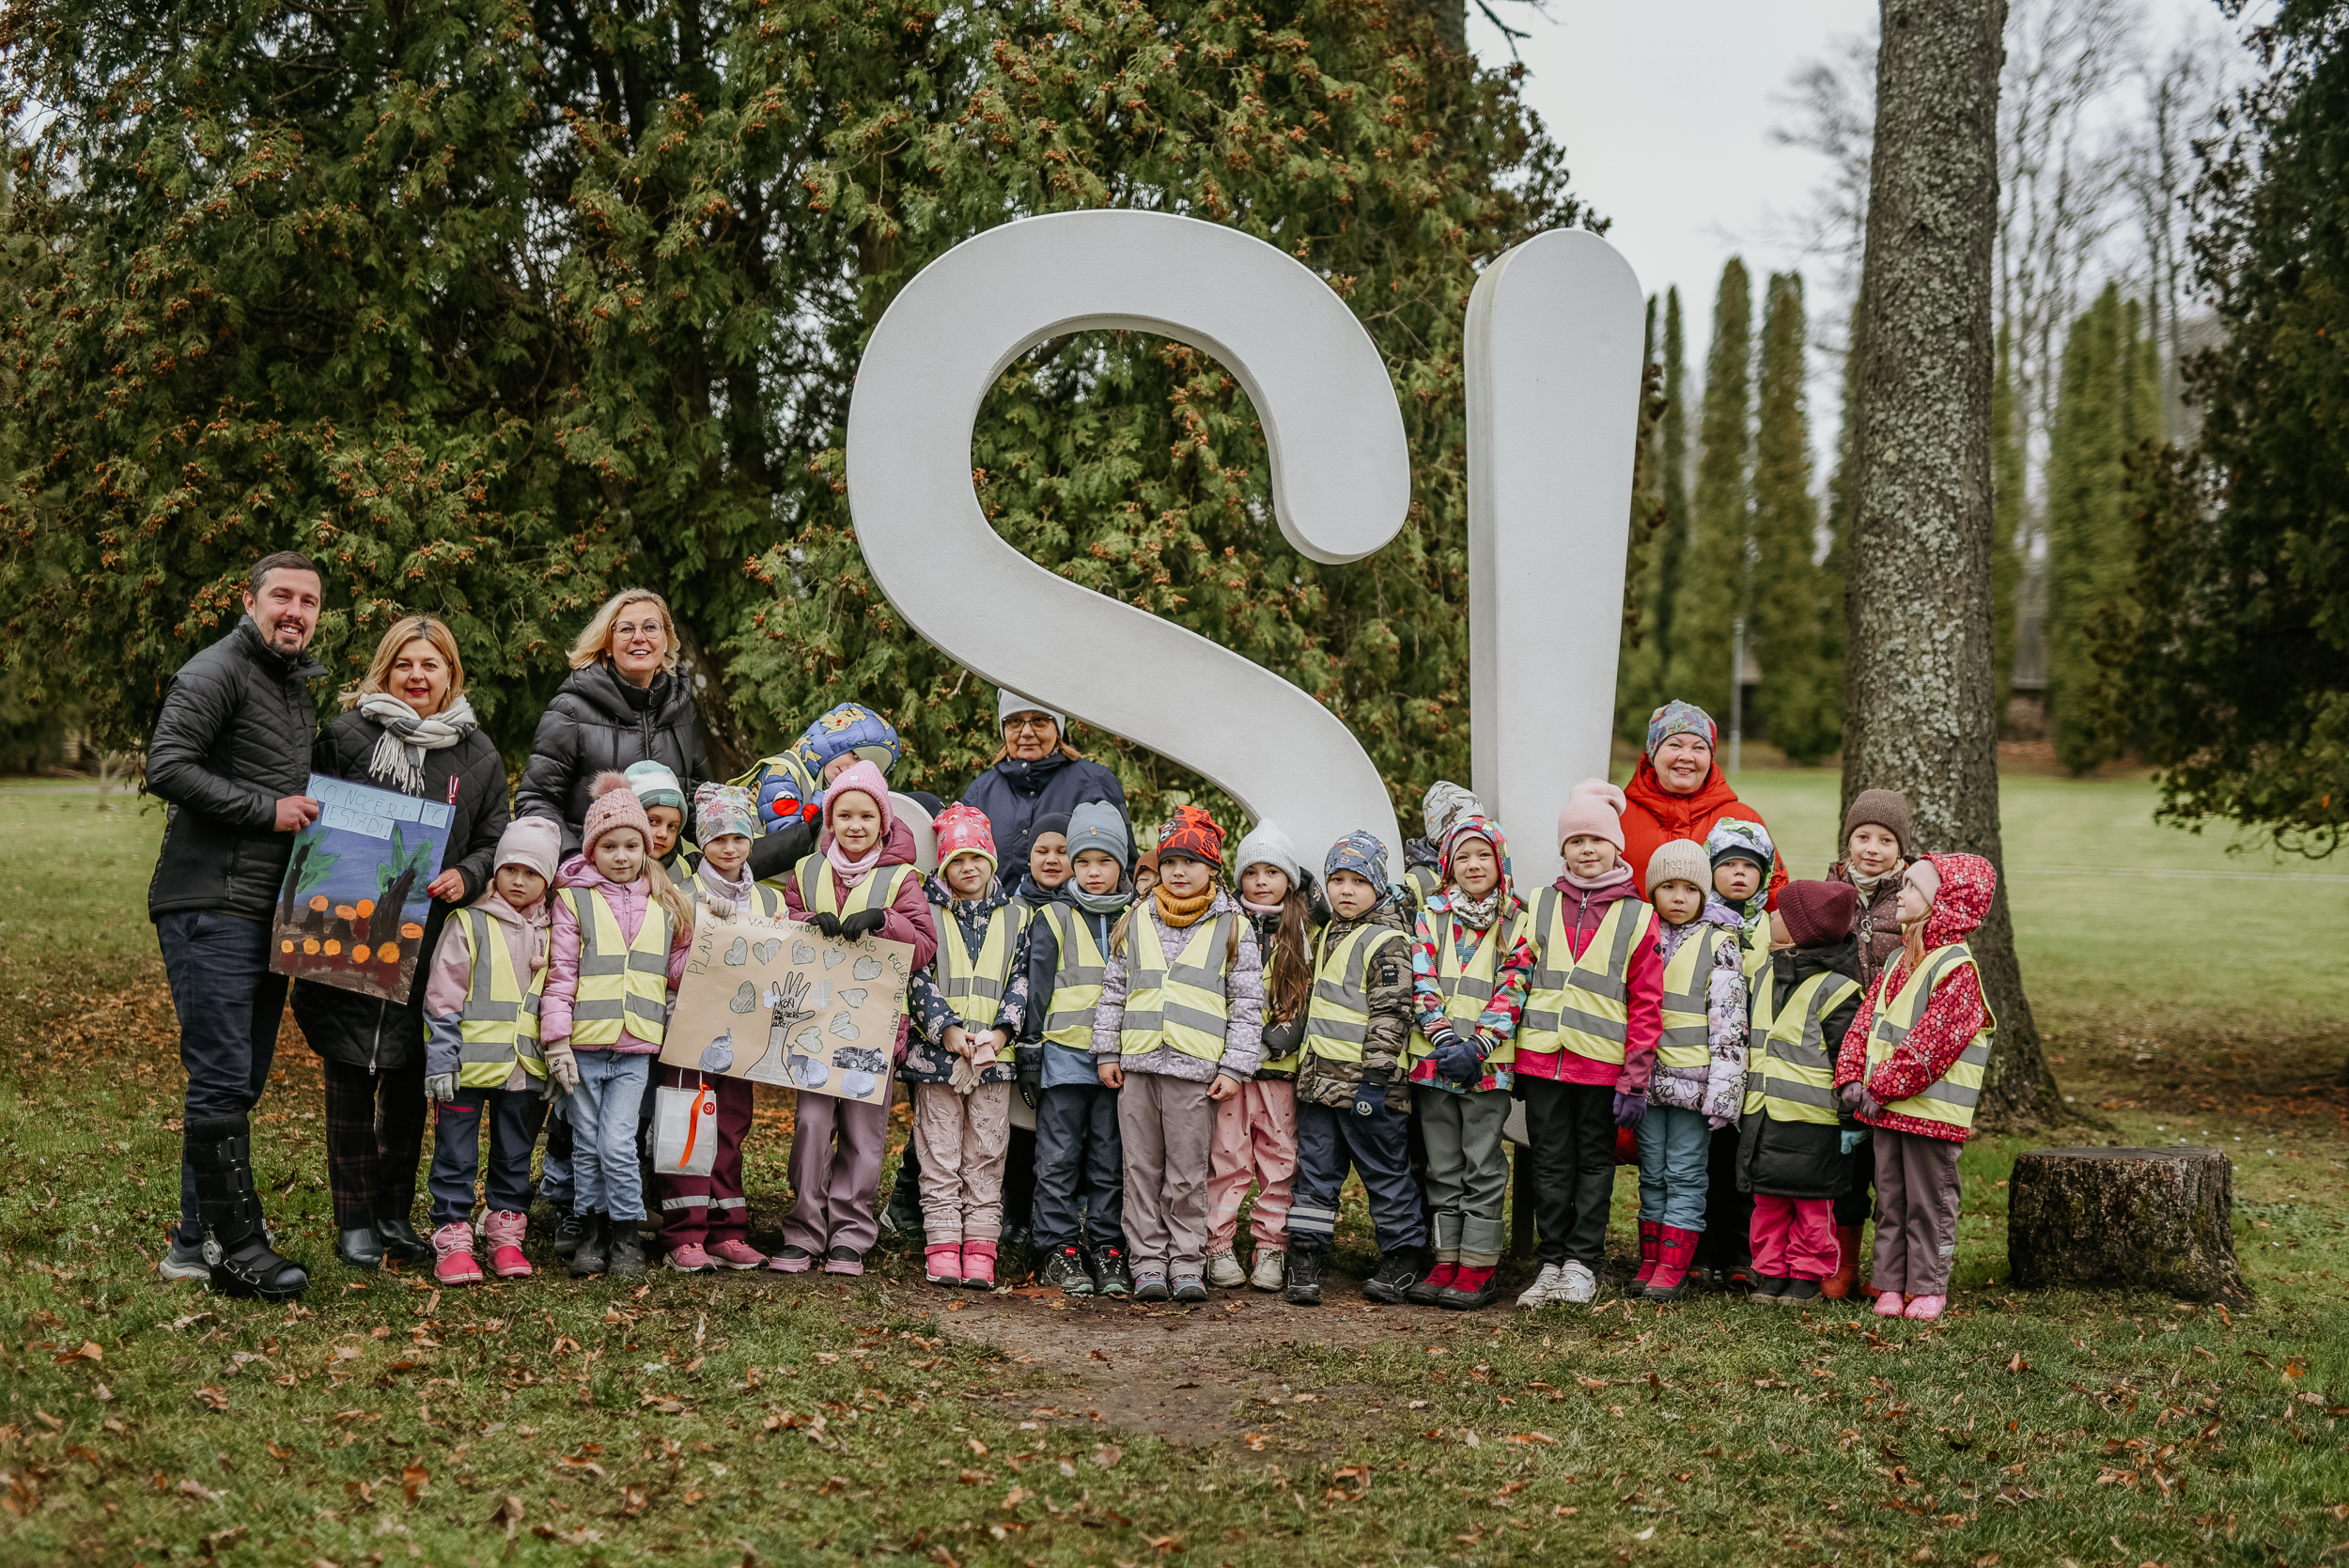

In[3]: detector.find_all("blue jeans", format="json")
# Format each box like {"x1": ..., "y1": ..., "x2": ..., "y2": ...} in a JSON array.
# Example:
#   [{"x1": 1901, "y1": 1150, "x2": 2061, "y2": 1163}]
[
  {"x1": 1636, "y1": 1104, "x2": 1712, "y2": 1232},
  {"x1": 566, "y1": 1051, "x2": 651, "y2": 1220},
  {"x1": 157, "y1": 910, "x2": 288, "y2": 1238}
]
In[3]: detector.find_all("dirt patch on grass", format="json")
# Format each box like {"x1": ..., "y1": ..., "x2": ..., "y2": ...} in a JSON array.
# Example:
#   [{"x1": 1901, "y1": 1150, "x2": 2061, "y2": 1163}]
[{"x1": 919, "y1": 1277, "x2": 1483, "y2": 1450}]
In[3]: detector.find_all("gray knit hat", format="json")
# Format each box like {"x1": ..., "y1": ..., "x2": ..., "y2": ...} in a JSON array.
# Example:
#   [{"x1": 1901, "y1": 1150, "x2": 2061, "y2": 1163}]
[
  {"x1": 1644, "y1": 836, "x2": 1712, "y2": 898},
  {"x1": 1842, "y1": 788, "x2": 1914, "y2": 858},
  {"x1": 997, "y1": 689, "x2": 1067, "y2": 734},
  {"x1": 1233, "y1": 820, "x2": 1302, "y2": 891},
  {"x1": 1066, "y1": 800, "x2": 1130, "y2": 871}
]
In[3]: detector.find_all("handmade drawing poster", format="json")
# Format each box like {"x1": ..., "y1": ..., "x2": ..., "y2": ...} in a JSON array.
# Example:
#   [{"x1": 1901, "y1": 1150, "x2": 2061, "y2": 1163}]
[
  {"x1": 660, "y1": 908, "x2": 912, "y2": 1106},
  {"x1": 269, "y1": 773, "x2": 455, "y2": 1002}
]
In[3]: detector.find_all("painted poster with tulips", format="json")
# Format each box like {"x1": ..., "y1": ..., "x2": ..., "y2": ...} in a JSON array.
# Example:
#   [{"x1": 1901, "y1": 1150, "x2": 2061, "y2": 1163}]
[{"x1": 268, "y1": 773, "x2": 455, "y2": 1002}]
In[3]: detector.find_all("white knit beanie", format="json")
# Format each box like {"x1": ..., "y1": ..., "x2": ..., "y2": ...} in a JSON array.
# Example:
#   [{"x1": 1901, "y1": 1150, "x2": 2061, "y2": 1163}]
[
  {"x1": 1233, "y1": 820, "x2": 1302, "y2": 891},
  {"x1": 997, "y1": 689, "x2": 1067, "y2": 733}
]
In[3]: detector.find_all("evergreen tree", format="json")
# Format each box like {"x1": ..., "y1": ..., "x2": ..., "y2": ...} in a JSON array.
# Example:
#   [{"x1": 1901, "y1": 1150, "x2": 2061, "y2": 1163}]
[
  {"x1": 1991, "y1": 324, "x2": 2025, "y2": 718},
  {"x1": 1613, "y1": 297, "x2": 1667, "y2": 743},
  {"x1": 1657, "y1": 286, "x2": 1692, "y2": 678},
  {"x1": 1819, "y1": 277, "x2": 1865, "y2": 766},
  {"x1": 1665, "y1": 258, "x2": 1752, "y2": 725},
  {"x1": 2044, "y1": 285, "x2": 2159, "y2": 772},
  {"x1": 1749, "y1": 272, "x2": 1835, "y2": 763}
]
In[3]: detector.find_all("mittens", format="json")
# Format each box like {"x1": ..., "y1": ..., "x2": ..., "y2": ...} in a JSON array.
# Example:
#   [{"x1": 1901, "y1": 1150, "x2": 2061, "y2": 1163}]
[{"x1": 1611, "y1": 1091, "x2": 1648, "y2": 1128}]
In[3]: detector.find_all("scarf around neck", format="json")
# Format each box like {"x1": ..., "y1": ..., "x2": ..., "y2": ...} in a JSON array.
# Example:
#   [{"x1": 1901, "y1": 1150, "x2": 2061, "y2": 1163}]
[
  {"x1": 825, "y1": 835, "x2": 884, "y2": 890},
  {"x1": 694, "y1": 857, "x2": 755, "y2": 918},
  {"x1": 1445, "y1": 887, "x2": 1502, "y2": 929},
  {"x1": 1070, "y1": 882, "x2": 1132, "y2": 918},
  {"x1": 1561, "y1": 862, "x2": 1634, "y2": 893},
  {"x1": 358, "y1": 691, "x2": 478, "y2": 796},
  {"x1": 1153, "y1": 882, "x2": 1218, "y2": 928}
]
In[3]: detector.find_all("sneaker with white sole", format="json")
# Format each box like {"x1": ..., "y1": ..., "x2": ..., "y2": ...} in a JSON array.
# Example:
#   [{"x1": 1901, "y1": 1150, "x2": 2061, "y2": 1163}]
[
  {"x1": 158, "y1": 1227, "x2": 210, "y2": 1282},
  {"x1": 1556, "y1": 1260, "x2": 1600, "y2": 1305},
  {"x1": 1205, "y1": 1250, "x2": 1247, "y2": 1289},
  {"x1": 1515, "y1": 1261, "x2": 1564, "y2": 1308},
  {"x1": 1249, "y1": 1250, "x2": 1285, "y2": 1292}
]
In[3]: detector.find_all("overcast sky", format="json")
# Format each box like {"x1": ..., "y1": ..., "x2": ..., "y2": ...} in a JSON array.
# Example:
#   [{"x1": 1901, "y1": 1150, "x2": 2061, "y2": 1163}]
[{"x1": 1473, "y1": 0, "x2": 2248, "y2": 418}]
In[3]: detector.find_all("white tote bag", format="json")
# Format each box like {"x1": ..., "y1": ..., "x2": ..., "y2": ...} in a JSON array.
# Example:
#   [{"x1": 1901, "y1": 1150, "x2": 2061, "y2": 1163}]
[{"x1": 650, "y1": 1078, "x2": 720, "y2": 1178}]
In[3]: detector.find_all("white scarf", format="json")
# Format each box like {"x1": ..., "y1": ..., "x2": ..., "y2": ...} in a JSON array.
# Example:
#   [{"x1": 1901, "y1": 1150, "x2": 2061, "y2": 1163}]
[{"x1": 358, "y1": 691, "x2": 479, "y2": 795}]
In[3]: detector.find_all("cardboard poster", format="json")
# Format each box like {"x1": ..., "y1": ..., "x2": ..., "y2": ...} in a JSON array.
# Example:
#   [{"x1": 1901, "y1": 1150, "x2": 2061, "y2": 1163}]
[
  {"x1": 270, "y1": 773, "x2": 456, "y2": 1001},
  {"x1": 659, "y1": 906, "x2": 912, "y2": 1105}
]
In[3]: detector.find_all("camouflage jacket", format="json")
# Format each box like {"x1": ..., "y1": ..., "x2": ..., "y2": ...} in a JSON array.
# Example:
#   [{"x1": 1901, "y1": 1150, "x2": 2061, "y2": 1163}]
[{"x1": 1295, "y1": 899, "x2": 1414, "y2": 1113}]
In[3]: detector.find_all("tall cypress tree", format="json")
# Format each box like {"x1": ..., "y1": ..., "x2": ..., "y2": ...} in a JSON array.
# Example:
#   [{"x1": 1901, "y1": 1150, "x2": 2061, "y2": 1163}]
[
  {"x1": 2045, "y1": 285, "x2": 2160, "y2": 771},
  {"x1": 1749, "y1": 272, "x2": 1834, "y2": 762},
  {"x1": 1616, "y1": 287, "x2": 1689, "y2": 740},
  {"x1": 1819, "y1": 276, "x2": 1865, "y2": 765},
  {"x1": 1991, "y1": 324, "x2": 2025, "y2": 718},
  {"x1": 1657, "y1": 287, "x2": 1692, "y2": 702},
  {"x1": 1666, "y1": 258, "x2": 1752, "y2": 724},
  {"x1": 1614, "y1": 298, "x2": 1665, "y2": 741}
]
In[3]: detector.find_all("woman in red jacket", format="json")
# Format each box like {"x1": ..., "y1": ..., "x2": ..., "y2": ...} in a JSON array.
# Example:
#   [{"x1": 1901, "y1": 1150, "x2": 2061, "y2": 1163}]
[{"x1": 1620, "y1": 701, "x2": 1788, "y2": 908}]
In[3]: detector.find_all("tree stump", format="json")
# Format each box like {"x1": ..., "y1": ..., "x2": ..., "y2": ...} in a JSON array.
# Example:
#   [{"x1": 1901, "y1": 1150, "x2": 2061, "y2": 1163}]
[{"x1": 2007, "y1": 1147, "x2": 2245, "y2": 1300}]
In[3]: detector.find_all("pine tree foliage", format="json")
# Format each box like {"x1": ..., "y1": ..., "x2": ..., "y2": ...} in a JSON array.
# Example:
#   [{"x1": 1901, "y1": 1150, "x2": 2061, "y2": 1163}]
[
  {"x1": 1748, "y1": 271, "x2": 1835, "y2": 763},
  {"x1": 2117, "y1": 0, "x2": 2349, "y2": 856},
  {"x1": 0, "y1": 0, "x2": 1583, "y2": 823},
  {"x1": 1665, "y1": 256, "x2": 1750, "y2": 724},
  {"x1": 2043, "y1": 283, "x2": 2158, "y2": 773}
]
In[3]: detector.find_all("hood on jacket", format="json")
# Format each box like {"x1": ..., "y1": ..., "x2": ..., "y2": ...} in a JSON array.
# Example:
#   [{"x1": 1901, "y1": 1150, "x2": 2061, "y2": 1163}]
[
  {"x1": 1428, "y1": 813, "x2": 1521, "y2": 926},
  {"x1": 1401, "y1": 837, "x2": 1441, "y2": 870},
  {"x1": 556, "y1": 851, "x2": 644, "y2": 894},
  {"x1": 1625, "y1": 753, "x2": 1754, "y2": 835},
  {"x1": 471, "y1": 890, "x2": 548, "y2": 929},
  {"x1": 987, "y1": 749, "x2": 1077, "y2": 799},
  {"x1": 1774, "y1": 934, "x2": 1863, "y2": 987},
  {"x1": 1917, "y1": 852, "x2": 1995, "y2": 949}
]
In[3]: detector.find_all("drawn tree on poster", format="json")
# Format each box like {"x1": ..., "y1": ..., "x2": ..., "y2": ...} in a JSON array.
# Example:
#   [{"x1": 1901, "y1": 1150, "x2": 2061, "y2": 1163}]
[
  {"x1": 278, "y1": 827, "x2": 339, "y2": 928},
  {"x1": 370, "y1": 824, "x2": 437, "y2": 946}
]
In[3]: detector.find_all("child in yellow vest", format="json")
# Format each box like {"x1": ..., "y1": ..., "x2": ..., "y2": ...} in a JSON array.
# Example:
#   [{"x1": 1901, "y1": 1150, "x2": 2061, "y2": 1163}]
[
  {"x1": 1834, "y1": 853, "x2": 1998, "y2": 1323},
  {"x1": 421, "y1": 817, "x2": 562, "y2": 1285},
  {"x1": 539, "y1": 774, "x2": 696, "y2": 1281},
  {"x1": 1694, "y1": 817, "x2": 1776, "y2": 1287},
  {"x1": 1402, "y1": 811, "x2": 1535, "y2": 1312},
  {"x1": 905, "y1": 805, "x2": 1031, "y2": 1290},
  {"x1": 1207, "y1": 821, "x2": 1313, "y2": 1294},
  {"x1": 1091, "y1": 806, "x2": 1265, "y2": 1303}
]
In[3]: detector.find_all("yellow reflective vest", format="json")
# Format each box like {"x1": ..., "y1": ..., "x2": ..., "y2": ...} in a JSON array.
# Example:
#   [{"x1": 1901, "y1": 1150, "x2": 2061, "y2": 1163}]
[
  {"x1": 793, "y1": 857, "x2": 915, "y2": 921},
  {"x1": 1404, "y1": 863, "x2": 1441, "y2": 911},
  {"x1": 1517, "y1": 893, "x2": 1657, "y2": 1067},
  {"x1": 557, "y1": 886, "x2": 673, "y2": 1048},
  {"x1": 1036, "y1": 904, "x2": 1112, "y2": 1054},
  {"x1": 1863, "y1": 942, "x2": 1996, "y2": 1134},
  {"x1": 1119, "y1": 910, "x2": 1240, "y2": 1064},
  {"x1": 933, "y1": 898, "x2": 1032, "y2": 1032},
  {"x1": 1258, "y1": 936, "x2": 1302, "y2": 1077},
  {"x1": 1301, "y1": 924, "x2": 1405, "y2": 1066},
  {"x1": 455, "y1": 908, "x2": 547, "y2": 1088},
  {"x1": 1655, "y1": 924, "x2": 1731, "y2": 1072},
  {"x1": 1406, "y1": 907, "x2": 1518, "y2": 1070},
  {"x1": 1747, "y1": 962, "x2": 1861, "y2": 1126}
]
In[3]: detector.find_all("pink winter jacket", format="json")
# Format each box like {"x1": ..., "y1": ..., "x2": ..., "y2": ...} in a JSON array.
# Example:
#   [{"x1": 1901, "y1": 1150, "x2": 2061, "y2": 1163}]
[
  {"x1": 421, "y1": 892, "x2": 551, "y2": 1087},
  {"x1": 781, "y1": 818, "x2": 939, "y2": 1060},
  {"x1": 1513, "y1": 874, "x2": 1665, "y2": 1094},
  {"x1": 540, "y1": 854, "x2": 691, "y2": 1055}
]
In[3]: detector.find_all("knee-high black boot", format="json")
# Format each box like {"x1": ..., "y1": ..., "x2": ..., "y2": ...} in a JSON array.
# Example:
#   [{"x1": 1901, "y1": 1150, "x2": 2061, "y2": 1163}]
[{"x1": 186, "y1": 1113, "x2": 310, "y2": 1301}]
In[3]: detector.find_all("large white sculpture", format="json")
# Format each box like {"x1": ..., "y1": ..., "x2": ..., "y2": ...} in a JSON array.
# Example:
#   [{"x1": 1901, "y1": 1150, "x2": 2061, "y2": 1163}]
[
  {"x1": 847, "y1": 210, "x2": 1411, "y2": 871},
  {"x1": 846, "y1": 210, "x2": 1644, "y2": 888},
  {"x1": 1466, "y1": 231, "x2": 1645, "y2": 889}
]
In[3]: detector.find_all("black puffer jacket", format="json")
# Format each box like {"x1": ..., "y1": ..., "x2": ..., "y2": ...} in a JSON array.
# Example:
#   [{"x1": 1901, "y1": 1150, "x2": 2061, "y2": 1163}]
[
  {"x1": 513, "y1": 660, "x2": 708, "y2": 855},
  {"x1": 1736, "y1": 937, "x2": 1865, "y2": 1201},
  {"x1": 960, "y1": 752, "x2": 1129, "y2": 877},
  {"x1": 289, "y1": 709, "x2": 513, "y2": 1070},
  {"x1": 146, "y1": 617, "x2": 329, "y2": 922}
]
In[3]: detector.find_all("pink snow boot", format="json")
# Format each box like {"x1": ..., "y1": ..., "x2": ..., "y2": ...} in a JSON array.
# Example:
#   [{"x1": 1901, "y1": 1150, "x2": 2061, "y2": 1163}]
[
  {"x1": 483, "y1": 1211, "x2": 532, "y2": 1280},
  {"x1": 961, "y1": 1240, "x2": 999, "y2": 1290},
  {"x1": 432, "y1": 1221, "x2": 483, "y2": 1286}
]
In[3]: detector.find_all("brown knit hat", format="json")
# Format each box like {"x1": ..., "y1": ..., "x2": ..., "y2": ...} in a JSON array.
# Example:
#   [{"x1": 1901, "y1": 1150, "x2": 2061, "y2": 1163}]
[
  {"x1": 581, "y1": 771, "x2": 655, "y2": 860},
  {"x1": 1777, "y1": 878, "x2": 1859, "y2": 948},
  {"x1": 1842, "y1": 788, "x2": 1914, "y2": 858},
  {"x1": 1643, "y1": 837, "x2": 1712, "y2": 898}
]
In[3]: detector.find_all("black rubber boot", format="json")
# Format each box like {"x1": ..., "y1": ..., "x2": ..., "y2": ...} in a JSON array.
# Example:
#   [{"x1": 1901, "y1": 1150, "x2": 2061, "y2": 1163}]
[
  {"x1": 374, "y1": 1207, "x2": 433, "y2": 1266},
  {"x1": 607, "y1": 1224, "x2": 648, "y2": 1280},
  {"x1": 335, "y1": 1218, "x2": 385, "y2": 1271},
  {"x1": 186, "y1": 1114, "x2": 309, "y2": 1301},
  {"x1": 569, "y1": 1215, "x2": 611, "y2": 1277},
  {"x1": 1363, "y1": 1249, "x2": 1425, "y2": 1305},
  {"x1": 1283, "y1": 1249, "x2": 1325, "y2": 1307}
]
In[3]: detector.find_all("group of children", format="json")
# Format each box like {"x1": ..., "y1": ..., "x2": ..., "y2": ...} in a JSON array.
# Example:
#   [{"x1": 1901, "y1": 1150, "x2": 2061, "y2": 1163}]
[{"x1": 415, "y1": 702, "x2": 1995, "y2": 1321}]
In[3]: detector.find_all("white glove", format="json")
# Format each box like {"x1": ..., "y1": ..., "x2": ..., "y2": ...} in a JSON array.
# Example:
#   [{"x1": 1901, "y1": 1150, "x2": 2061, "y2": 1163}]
[{"x1": 426, "y1": 1072, "x2": 458, "y2": 1103}]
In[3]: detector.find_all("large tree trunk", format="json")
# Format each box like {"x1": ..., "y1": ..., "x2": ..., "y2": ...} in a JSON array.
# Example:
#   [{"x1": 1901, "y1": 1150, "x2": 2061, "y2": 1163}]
[{"x1": 1843, "y1": 0, "x2": 2067, "y2": 1132}]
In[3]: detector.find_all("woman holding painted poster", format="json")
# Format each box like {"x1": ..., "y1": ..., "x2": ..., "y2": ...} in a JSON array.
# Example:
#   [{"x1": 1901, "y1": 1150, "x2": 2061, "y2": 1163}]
[{"x1": 290, "y1": 615, "x2": 509, "y2": 1272}]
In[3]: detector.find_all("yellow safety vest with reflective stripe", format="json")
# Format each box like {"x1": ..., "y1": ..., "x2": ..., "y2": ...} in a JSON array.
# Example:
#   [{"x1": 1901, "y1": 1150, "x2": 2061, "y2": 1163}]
[
  {"x1": 557, "y1": 887, "x2": 673, "y2": 1048},
  {"x1": 1119, "y1": 911, "x2": 1239, "y2": 1063},
  {"x1": 1752, "y1": 965, "x2": 1861, "y2": 1126},
  {"x1": 1406, "y1": 908, "x2": 1517, "y2": 1069},
  {"x1": 455, "y1": 908, "x2": 547, "y2": 1088},
  {"x1": 1257, "y1": 937, "x2": 1303, "y2": 1076},
  {"x1": 1656, "y1": 924, "x2": 1728, "y2": 1072},
  {"x1": 1863, "y1": 942, "x2": 1996, "y2": 1133},
  {"x1": 794, "y1": 857, "x2": 916, "y2": 920},
  {"x1": 1517, "y1": 893, "x2": 1657, "y2": 1066},
  {"x1": 662, "y1": 839, "x2": 701, "y2": 893},
  {"x1": 1404, "y1": 863, "x2": 1441, "y2": 911},
  {"x1": 1300, "y1": 924, "x2": 1404, "y2": 1066},
  {"x1": 934, "y1": 898, "x2": 1032, "y2": 1032},
  {"x1": 1037, "y1": 904, "x2": 1110, "y2": 1053}
]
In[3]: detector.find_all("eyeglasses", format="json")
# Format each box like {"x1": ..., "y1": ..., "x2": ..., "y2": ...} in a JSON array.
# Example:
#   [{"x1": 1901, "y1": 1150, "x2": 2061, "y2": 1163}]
[{"x1": 1003, "y1": 716, "x2": 1057, "y2": 733}]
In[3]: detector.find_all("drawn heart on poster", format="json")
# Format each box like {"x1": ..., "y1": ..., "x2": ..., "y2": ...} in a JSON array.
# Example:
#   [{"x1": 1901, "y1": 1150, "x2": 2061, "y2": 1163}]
[
  {"x1": 792, "y1": 941, "x2": 817, "y2": 966},
  {"x1": 723, "y1": 937, "x2": 749, "y2": 967},
  {"x1": 838, "y1": 987, "x2": 868, "y2": 1008},
  {"x1": 728, "y1": 982, "x2": 757, "y2": 1014},
  {"x1": 853, "y1": 955, "x2": 885, "y2": 981},
  {"x1": 752, "y1": 939, "x2": 784, "y2": 965},
  {"x1": 806, "y1": 980, "x2": 832, "y2": 1009},
  {"x1": 823, "y1": 950, "x2": 845, "y2": 970},
  {"x1": 829, "y1": 1012, "x2": 859, "y2": 1040}
]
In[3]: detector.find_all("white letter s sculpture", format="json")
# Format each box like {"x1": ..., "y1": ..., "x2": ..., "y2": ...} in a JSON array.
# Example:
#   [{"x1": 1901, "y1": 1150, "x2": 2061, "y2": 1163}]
[{"x1": 847, "y1": 210, "x2": 1642, "y2": 886}]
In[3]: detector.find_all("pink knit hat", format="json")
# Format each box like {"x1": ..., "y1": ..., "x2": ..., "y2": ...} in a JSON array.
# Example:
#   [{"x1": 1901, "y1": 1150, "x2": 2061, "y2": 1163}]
[
  {"x1": 823, "y1": 759, "x2": 896, "y2": 839},
  {"x1": 933, "y1": 802, "x2": 998, "y2": 872},
  {"x1": 581, "y1": 771, "x2": 655, "y2": 859},
  {"x1": 1555, "y1": 778, "x2": 1627, "y2": 852}
]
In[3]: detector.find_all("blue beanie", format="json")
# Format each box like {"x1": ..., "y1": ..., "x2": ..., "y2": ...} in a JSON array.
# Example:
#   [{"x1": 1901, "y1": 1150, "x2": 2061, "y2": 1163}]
[{"x1": 1323, "y1": 830, "x2": 1388, "y2": 887}]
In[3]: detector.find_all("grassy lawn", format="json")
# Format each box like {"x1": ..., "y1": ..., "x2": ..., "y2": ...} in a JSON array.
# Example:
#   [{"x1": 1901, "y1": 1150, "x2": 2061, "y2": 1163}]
[{"x1": 0, "y1": 779, "x2": 2342, "y2": 1567}]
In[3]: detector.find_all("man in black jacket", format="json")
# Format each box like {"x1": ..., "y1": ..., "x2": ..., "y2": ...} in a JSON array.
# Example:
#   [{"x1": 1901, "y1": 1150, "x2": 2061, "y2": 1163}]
[{"x1": 146, "y1": 551, "x2": 327, "y2": 1300}]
